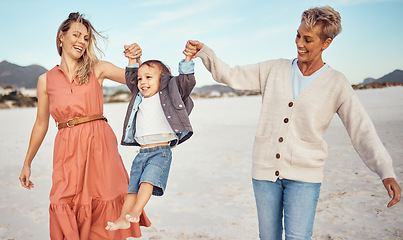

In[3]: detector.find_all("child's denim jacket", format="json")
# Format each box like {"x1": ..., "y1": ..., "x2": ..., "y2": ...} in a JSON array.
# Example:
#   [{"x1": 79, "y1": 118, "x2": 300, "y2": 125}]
[{"x1": 121, "y1": 60, "x2": 196, "y2": 147}]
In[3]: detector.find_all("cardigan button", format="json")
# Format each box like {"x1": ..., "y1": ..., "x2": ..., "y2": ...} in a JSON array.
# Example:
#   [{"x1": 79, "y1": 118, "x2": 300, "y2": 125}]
[
  {"x1": 179, "y1": 104, "x2": 183, "y2": 108},
  {"x1": 275, "y1": 171, "x2": 280, "y2": 176},
  {"x1": 288, "y1": 102, "x2": 293, "y2": 107},
  {"x1": 284, "y1": 118, "x2": 289, "y2": 123},
  {"x1": 276, "y1": 153, "x2": 280, "y2": 159},
  {"x1": 167, "y1": 116, "x2": 171, "y2": 119},
  {"x1": 278, "y1": 137, "x2": 283, "y2": 142}
]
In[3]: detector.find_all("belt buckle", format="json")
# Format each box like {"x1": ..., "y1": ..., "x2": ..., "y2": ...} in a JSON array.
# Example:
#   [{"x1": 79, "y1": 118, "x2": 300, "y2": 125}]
[{"x1": 66, "y1": 119, "x2": 75, "y2": 127}]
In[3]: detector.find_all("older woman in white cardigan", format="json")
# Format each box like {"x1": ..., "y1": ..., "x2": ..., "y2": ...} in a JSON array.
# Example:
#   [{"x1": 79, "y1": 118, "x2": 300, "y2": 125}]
[{"x1": 184, "y1": 6, "x2": 401, "y2": 240}]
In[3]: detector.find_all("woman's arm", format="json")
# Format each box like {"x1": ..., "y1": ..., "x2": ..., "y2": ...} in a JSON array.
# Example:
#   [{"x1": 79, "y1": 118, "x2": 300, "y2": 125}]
[
  {"x1": 96, "y1": 43, "x2": 142, "y2": 85},
  {"x1": 96, "y1": 61, "x2": 125, "y2": 84},
  {"x1": 19, "y1": 73, "x2": 50, "y2": 189},
  {"x1": 184, "y1": 40, "x2": 262, "y2": 92},
  {"x1": 337, "y1": 93, "x2": 401, "y2": 207}
]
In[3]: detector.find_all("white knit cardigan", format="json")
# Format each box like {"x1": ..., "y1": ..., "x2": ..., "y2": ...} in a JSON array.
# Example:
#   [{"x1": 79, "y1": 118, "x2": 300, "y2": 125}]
[{"x1": 197, "y1": 45, "x2": 396, "y2": 183}]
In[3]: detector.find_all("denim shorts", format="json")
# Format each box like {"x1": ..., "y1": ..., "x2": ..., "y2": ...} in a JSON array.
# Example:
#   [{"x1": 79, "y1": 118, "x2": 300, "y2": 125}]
[{"x1": 128, "y1": 145, "x2": 172, "y2": 196}]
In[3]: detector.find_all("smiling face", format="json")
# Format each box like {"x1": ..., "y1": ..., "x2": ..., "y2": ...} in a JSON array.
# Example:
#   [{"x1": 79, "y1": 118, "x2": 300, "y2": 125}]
[
  {"x1": 59, "y1": 22, "x2": 89, "y2": 60},
  {"x1": 295, "y1": 21, "x2": 331, "y2": 65},
  {"x1": 137, "y1": 64, "x2": 161, "y2": 98}
]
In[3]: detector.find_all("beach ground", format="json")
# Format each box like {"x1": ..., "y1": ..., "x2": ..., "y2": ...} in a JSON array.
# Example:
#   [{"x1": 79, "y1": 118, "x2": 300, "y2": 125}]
[{"x1": 0, "y1": 87, "x2": 402, "y2": 240}]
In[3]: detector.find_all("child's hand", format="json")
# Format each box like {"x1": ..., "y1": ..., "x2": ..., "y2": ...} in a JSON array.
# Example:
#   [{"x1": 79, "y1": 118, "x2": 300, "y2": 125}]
[
  {"x1": 124, "y1": 43, "x2": 142, "y2": 65},
  {"x1": 183, "y1": 40, "x2": 204, "y2": 61}
]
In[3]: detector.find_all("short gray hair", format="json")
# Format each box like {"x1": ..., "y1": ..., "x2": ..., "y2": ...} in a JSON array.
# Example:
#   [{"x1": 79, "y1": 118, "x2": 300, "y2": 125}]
[{"x1": 302, "y1": 6, "x2": 342, "y2": 41}]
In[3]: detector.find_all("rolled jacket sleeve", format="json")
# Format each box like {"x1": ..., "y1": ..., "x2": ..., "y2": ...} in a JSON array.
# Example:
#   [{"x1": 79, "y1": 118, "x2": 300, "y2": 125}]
[
  {"x1": 178, "y1": 59, "x2": 195, "y2": 74},
  {"x1": 127, "y1": 63, "x2": 140, "y2": 68}
]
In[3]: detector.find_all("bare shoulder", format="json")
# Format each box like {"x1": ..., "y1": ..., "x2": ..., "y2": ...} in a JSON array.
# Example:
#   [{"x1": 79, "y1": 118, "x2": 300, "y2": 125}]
[
  {"x1": 38, "y1": 73, "x2": 47, "y2": 85},
  {"x1": 39, "y1": 72, "x2": 47, "y2": 80},
  {"x1": 37, "y1": 73, "x2": 47, "y2": 92}
]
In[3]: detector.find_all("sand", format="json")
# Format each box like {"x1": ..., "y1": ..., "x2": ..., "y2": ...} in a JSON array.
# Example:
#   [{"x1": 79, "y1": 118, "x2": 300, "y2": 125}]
[{"x1": 0, "y1": 86, "x2": 402, "y2": 240}]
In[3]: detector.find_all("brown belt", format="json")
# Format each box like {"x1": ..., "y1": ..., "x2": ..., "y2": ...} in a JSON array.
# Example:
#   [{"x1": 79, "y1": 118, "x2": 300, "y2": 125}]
[{"x1": 58, "y1": 114, "x2": 107, "y2": 130}]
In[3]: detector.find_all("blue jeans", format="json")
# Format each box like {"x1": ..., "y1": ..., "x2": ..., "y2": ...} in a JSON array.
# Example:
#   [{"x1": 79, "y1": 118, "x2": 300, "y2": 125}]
[{"x1": 252, "y1": 178, "x2": 321, "y2": 240}]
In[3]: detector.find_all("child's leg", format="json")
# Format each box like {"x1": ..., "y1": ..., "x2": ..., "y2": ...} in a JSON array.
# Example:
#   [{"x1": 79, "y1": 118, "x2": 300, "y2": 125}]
[
  {"x1": 105, "y1": 193, "x2": 137, "y2": 230},
  {"x1": 126, "y1": 182, "x2": 154, "y2": 222}
]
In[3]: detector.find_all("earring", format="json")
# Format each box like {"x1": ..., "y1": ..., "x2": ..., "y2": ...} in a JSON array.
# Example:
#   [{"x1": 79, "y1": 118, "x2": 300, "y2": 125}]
[{"x1": 60, "y1": 42, "x2": 62, "y2": 47}]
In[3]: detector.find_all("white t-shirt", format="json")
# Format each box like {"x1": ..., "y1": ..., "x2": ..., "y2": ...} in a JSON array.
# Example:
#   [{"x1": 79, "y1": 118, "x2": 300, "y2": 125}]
[{"x1": 135, "y1": 94, "x2": 177, "y2": 145}]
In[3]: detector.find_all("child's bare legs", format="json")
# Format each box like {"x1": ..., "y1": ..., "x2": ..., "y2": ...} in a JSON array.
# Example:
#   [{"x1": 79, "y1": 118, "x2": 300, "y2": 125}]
[
  {"x1": 106, "y1": 182, "x2": 154, "y2": 230},
  {"x1": 106, "y1": 193, "x2": 137, "y2": 230},
  {"x1": 126, "y1": 182, "x2": 153, "y2": 222}
]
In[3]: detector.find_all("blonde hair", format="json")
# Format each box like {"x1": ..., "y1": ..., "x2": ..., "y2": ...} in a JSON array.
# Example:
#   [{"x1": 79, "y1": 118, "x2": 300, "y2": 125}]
[
  {"x1": 302, "y1": 6, "x2": 342, "y2": 42},
  {"x1": 56, "y1": 12, "x2": 105, "y2": 84}
]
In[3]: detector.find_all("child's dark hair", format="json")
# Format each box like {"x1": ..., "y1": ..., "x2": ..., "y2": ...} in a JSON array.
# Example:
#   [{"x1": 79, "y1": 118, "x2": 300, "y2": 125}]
[{"x1": 140, "y1": 60, "x2": 171, "y2": 75}]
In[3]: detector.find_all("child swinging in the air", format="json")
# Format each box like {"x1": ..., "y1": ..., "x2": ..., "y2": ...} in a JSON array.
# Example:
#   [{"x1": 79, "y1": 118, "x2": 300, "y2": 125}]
[{"x1": 106, "y1": 43, "x2": 195, "y2": 230}]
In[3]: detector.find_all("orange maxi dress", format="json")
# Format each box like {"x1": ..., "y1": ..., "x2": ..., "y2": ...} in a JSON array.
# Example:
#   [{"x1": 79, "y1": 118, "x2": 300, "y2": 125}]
[{"x1": 46, "y1": 66, "x2": 151, "y2": 240}]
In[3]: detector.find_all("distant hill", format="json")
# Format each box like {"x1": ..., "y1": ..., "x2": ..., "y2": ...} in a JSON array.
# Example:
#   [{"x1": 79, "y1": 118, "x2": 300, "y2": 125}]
[
  {"x1": 191, "y1": 84, "x2": 260, "y2": 98},
  {"x1": 353, "y1": 69, "x2": 403, "y2": 89},
  {"x1": 1, "y1": 60, "x2": 402, "y2": 92},
  {"x1": 192, "y1": 84, "x2": 235, "y2": 95},
  {"x1": 0, "y1": 61, "x2": 47, "y2": 88},
  {"x1": 362, "y1": 77, "x2": 376, "y2": 85},
  {"x1": 361, "y1": 70, "x2": 403, "y2": 84}
]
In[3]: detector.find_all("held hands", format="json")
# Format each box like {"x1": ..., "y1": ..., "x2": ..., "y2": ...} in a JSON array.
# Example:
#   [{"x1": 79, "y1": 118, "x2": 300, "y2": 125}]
[
  {"x1": 124, "y1": 41, "x2": 202, "y2": 64},
  {"x1": 383, "y1": 178, "x2": 401, "y2": 207},
  {"x1": 183, "y1": 40, "x2": 204, "y2": 62},
  {"x1": 124, "y1": 43, "x2": 142, "y2": 65},
  {"x1": 19, "y1": 164, "x2": 34, "y2": 190}
]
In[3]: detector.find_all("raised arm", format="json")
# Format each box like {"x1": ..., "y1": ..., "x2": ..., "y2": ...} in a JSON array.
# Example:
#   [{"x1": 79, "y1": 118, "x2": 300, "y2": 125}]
[
  {"x1": 95, "y1": 43, "x2": 142, "y2": 85},
  {"x1": 184, "y1": 40, "x2": 261, "y2": 92},
  {"x1": 176, "y1": 58, "x2": 196, "y2": 99},
  {"x1": 19, "y1": 73, "x2": 50, "y2": 189}
]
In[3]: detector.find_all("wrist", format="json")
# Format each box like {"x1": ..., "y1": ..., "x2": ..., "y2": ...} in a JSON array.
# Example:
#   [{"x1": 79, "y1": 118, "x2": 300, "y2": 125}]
[
  {"x1": 184, "y1": 55, "x2": 192, "y2": 63},
  {"x1": 23, "y1": 162, "x2": 31, "y2": 168},
  {"x1": 128, "y1": 57, "x2": 141, "y2": 66},
  {"x1": 23, "y1": 158, "x2": 32, "y2": 167}
]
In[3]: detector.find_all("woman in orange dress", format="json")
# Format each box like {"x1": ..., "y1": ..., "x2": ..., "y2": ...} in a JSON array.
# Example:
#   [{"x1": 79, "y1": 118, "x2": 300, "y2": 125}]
[{"x1": 19, "y1": 12, "x2": 151, "y2": 239}]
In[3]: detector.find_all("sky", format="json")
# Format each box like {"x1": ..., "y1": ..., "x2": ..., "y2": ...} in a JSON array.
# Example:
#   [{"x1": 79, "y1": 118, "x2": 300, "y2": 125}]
[{"x1": 1, "y1": 0, "x2": 402, "y2": 87}]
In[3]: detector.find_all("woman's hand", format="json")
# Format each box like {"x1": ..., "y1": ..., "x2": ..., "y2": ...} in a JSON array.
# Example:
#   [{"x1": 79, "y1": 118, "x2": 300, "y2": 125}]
[
  {"x1": 183, "y1": 40, "x2": 204, "y2": 59},
  {"x1": 124, "y1": 43, "x2": 142, "y2": 65},
  {"x1": 19, "y1": 164, "x2": 34, "y2": 190},
  {"x1": 382, "y1": 178, "x2": 401, "y2": 207}
]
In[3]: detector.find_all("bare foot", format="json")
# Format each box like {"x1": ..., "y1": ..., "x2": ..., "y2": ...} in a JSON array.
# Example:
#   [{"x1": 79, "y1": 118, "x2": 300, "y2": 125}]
[
  {"x1": 125, "y1": 213, "x2": 140, "y2": 223},
  {"x1": 105, "y1": 217, "x2": 130, "y2": 231}
]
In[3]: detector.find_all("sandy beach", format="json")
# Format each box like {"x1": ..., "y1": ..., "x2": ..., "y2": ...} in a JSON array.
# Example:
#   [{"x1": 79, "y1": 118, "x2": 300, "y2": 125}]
[{"x1": 0, "y1": 86, "x2": 402, "y2": 240}]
